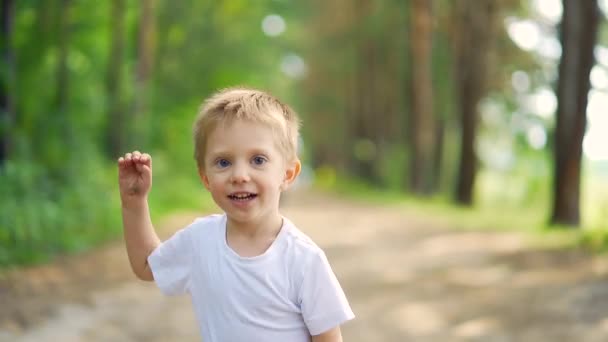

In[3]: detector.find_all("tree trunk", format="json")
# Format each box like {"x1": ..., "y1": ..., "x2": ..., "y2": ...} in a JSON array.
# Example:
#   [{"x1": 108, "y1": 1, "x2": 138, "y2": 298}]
[
  {"x1": 432, "y1": 119, "x2": 444, "y2": 191},
  {"x1": 105, "y1": 0, "x2": 126, "y2": 158},
  {"x1": 55, "y1": 0, "x2": 70, "y2": 115},
  {"x1": 354, "y1": 37, "x2": 377, "y2": 182},
  {"x1": 303, "y1": 0, "x2": 354, "y2": 172},
  {"x1": 351, "y1": 0, "x2": 381, "y2": 183},
  {"x1": 0, "y1": 0, "x2": 15, "y2": 166},
  {"x1": 408, "y1": 0, "x2": 435, "y2": 195},
  {"x1": 551, "y1": 0, "x2": 600, "y2": 226},
  {"x1": 134, "y1": 0, "x2": 156, "y2": 146},
  {"x1": 451, "y1": 0, "x2": 498, "y2": 205},
  {"x1": 49, "y1": 0, "x2": 71, "y2": 181}
]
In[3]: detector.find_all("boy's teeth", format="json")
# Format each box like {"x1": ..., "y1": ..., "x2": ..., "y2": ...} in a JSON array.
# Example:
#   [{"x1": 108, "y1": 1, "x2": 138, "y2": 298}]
[{"x1": 230, "y1": 193, "x2": 256, "y2": 200}]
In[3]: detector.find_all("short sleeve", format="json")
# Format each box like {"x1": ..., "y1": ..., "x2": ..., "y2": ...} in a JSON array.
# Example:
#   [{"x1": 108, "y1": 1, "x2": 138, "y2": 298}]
[
  {"x1": 147, "y1": 228, "x2": 192, "y2": 296},
  {"x1": 299, "y1": 250, "x2": 355, "y2": 335}
]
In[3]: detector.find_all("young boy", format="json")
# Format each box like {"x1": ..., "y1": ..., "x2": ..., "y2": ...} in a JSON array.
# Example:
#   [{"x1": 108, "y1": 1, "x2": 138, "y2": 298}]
[{"x1": 117, "y1": 87, "x2": 354, "y2": 341}]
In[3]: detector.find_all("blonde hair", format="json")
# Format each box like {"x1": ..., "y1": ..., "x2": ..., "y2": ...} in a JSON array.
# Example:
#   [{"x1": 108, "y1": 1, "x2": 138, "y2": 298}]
[{"x1": 193, "y1": 87, "x2": 301, "y2": 168}]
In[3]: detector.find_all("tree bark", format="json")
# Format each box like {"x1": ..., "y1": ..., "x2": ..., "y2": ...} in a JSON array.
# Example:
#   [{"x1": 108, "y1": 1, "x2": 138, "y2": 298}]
[
  {"x1": 451, "y1": 0, "x2": 498, "y2": 205},
  {"x1": 432, "y1": 119, "x2": 444, "y2": 191},
  {"x1": 303, "y1": 0, "x2": 354, "y2": 172},
  {"x1": 408, "y1": 0, "x2": 435, "y2": 195},
  {"x1": 55, "y1": 0, "x2": 70, "y2": 115},
  {"x1": 354, "y1": 37, "x2": 377, "y2": 181},
  {"x1": 0, "y1": 0, "x2": 15, "y2": 166},
  {"x1": 134, "y1": 0, "x2": 156, "y2": 145},
  {"x1": 351, "y1": 0, "x2": 381, "y2": 183},
  {"x1": 551, "y1": 0, "x2": 600, "y2": 226},
  {"x1": 105, "y1": 0, "x2": 127, "y2": 158},
  {"x1": 48, "y1": 0, "x2": 72, "y2": 181}
]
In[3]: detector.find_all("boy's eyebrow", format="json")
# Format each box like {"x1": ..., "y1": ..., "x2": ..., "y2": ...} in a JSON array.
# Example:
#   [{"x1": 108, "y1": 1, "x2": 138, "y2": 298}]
[
  {"x1": 249, "y1": 148, "x2": 271, "y2": 156},
  {"x1": 207, "y1": 148, "x2": 272, "y2": 159},
  {"x1": 207, "y1": 150, "x2": 231, "y2": 159}
]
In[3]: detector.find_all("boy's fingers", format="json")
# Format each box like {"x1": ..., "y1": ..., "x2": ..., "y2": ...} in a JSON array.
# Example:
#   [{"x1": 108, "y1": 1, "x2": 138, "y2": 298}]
[
  {"x1": 118, "y1": 156, "x2": 135, "y2": 170},
  {"x1": 135, "y1": 163, "x2": 151, "y2": 175},
  {"x1": 142, "y1": 153, "x2": 152, "y2": 166},
  {"x1": 118, "y1": 151, "x2": 150, "y2": 169}
]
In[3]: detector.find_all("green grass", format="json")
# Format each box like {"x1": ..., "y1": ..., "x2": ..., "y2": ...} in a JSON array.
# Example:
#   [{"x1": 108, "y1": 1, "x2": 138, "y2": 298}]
[
  {"x1": 318, "y1": 174, "x2": 606, "y2": 253},
  {"x1": 0, "y1": 154, "x2": 215, "y2": 269},
  {"x1": 0, "y1": 159, "x2": 123, "y2": 268}
]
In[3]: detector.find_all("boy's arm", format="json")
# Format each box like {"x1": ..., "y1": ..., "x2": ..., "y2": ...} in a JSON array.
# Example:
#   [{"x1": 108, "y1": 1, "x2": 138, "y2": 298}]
[
  {"x1": 300, "y1": 250, "x2": 354, "y2": 338},
  {"x1": 121, "y1": 198, "x2": 160, "y2": 281},
  {"x1": 312, "y1": 327, "x2": 343, "y2": 342},
  {"x1": 118, "y1": 151, "x2": 160, "y2": 281}
]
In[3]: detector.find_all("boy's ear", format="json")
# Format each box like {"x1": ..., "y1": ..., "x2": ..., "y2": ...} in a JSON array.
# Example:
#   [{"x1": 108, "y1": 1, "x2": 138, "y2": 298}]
[
  {"x1": 198, "y1": 167, "x2": 211, "y2": 190},
  {"x1": 281, "y1": 159, "x2": 301, "y2": 191}
]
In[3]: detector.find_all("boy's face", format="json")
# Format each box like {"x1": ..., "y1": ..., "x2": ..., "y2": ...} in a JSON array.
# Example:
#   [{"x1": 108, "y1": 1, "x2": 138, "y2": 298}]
[{"x1": 198, "y1": 120, "x2": 300, "y2": 226}]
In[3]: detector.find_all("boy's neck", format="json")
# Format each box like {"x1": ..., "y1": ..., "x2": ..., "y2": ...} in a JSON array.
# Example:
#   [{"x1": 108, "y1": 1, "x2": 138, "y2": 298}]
[
  {"x1": 226, "y1": 212, "x2": 283, "y2": 239},
  {"x1": 225, "y1": 212, "x2": 284, "y2": 258}
]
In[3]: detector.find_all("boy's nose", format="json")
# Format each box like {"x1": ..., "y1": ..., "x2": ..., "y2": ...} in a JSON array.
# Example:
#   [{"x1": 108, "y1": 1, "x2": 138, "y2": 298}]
[{"x1": 230, "y1": 163, "x2": 251, "y2": 183}]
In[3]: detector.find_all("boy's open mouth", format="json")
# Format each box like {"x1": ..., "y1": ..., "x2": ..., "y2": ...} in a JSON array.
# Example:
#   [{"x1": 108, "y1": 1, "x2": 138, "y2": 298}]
[{"x1": 228, "y1": 192, "x2": 258, "y2": 201}]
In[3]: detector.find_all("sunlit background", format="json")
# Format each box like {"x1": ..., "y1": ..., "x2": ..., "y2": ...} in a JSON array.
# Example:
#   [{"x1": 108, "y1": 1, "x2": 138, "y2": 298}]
[
  {"x1": 3, "y1": 1, "x2": 608, "y2": 341},
  {"x1": 505, "y1": 0, "x2": 608, "y2": 161},
  {"x1": 1, "y1": 0, "x2": 608, "y2": 266}
]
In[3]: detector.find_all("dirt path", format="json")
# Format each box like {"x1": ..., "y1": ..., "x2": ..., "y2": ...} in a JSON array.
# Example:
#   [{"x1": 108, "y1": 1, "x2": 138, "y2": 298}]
[{"x1": 2, "y1": 190, "x2": 608, "y2": 341}]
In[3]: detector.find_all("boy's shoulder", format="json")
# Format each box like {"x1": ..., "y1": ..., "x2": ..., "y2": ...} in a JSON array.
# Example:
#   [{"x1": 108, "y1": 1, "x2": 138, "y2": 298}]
[
  {"x1": 281, "y1": 218, "x2": 326, "y2": 260},
  {"x1": 181, "y1": 214, "x2": 224, "y2": 236}
]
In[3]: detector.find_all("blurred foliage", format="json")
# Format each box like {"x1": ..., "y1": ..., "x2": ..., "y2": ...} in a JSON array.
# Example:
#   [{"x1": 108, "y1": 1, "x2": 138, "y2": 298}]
[
  {"x1": 0, "y1": 158, "x2": 120, "y2": 266},
  {"x1": 2, "y1": 0, "x2": 608, "y2": 267},
  {"x1": 1, "y1": 0, "x2": 297, "y2": 267}
]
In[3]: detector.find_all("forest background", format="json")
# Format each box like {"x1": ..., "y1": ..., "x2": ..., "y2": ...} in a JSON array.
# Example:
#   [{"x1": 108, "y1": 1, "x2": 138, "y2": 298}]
[{"x1": 1, "y1": 0, "x2": 608, "y2": 267}]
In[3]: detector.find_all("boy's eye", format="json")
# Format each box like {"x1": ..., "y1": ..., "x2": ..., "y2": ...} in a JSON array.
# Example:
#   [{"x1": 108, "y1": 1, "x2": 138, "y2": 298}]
[
  {"x1": 252, "y1": 156, "x2": 267, "y2": 165},
  {"x1": 216, "y1": 159, "x2": 231, "y2": 168}
]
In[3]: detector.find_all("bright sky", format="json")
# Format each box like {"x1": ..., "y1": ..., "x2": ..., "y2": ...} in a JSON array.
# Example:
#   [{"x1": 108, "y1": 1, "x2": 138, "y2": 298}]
[{"x1": 507, "y1": 0, "x2": 608, "y2": 161}]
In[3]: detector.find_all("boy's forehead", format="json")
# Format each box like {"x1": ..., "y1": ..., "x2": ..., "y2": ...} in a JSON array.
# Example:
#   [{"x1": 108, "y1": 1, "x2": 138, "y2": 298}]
[
  {"x1": 205, "y1": 122, "x2": 282, "y2": 153},
  {"x1": 214, "y1": 117, "x2": 278, "y2": 130},
  {"x1": 210, "y1": 120, "x2": 280, "y2": 140}
]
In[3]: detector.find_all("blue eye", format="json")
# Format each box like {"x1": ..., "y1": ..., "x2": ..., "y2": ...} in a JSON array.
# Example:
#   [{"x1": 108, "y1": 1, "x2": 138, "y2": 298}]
[
  {"x1": 216, "y1": 159, "x2": 231, "y2": 168},
  {"x1": 252, "y1": 156, "x2": 267, "y2": 165}
]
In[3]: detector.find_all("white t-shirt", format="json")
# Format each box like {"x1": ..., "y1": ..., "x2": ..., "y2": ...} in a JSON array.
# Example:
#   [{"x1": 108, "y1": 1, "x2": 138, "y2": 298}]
[{"x1": 147, "y1": 214, "x2": 354, "y2": 341}]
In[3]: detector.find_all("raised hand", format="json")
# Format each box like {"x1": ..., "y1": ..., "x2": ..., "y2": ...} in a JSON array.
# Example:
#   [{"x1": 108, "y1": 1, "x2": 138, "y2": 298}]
[{"x1": 118, "y1": 151, "x2": 153, "y2": 201}]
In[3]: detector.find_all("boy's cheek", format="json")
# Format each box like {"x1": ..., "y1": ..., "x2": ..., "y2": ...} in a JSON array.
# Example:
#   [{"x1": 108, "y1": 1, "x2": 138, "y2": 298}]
[
  {"x1": 204, "y1": 180, "x2": 214, "y2": 191},
  {"x1": 198, "y1": 170, "x2": 212, "y2": 190}
]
